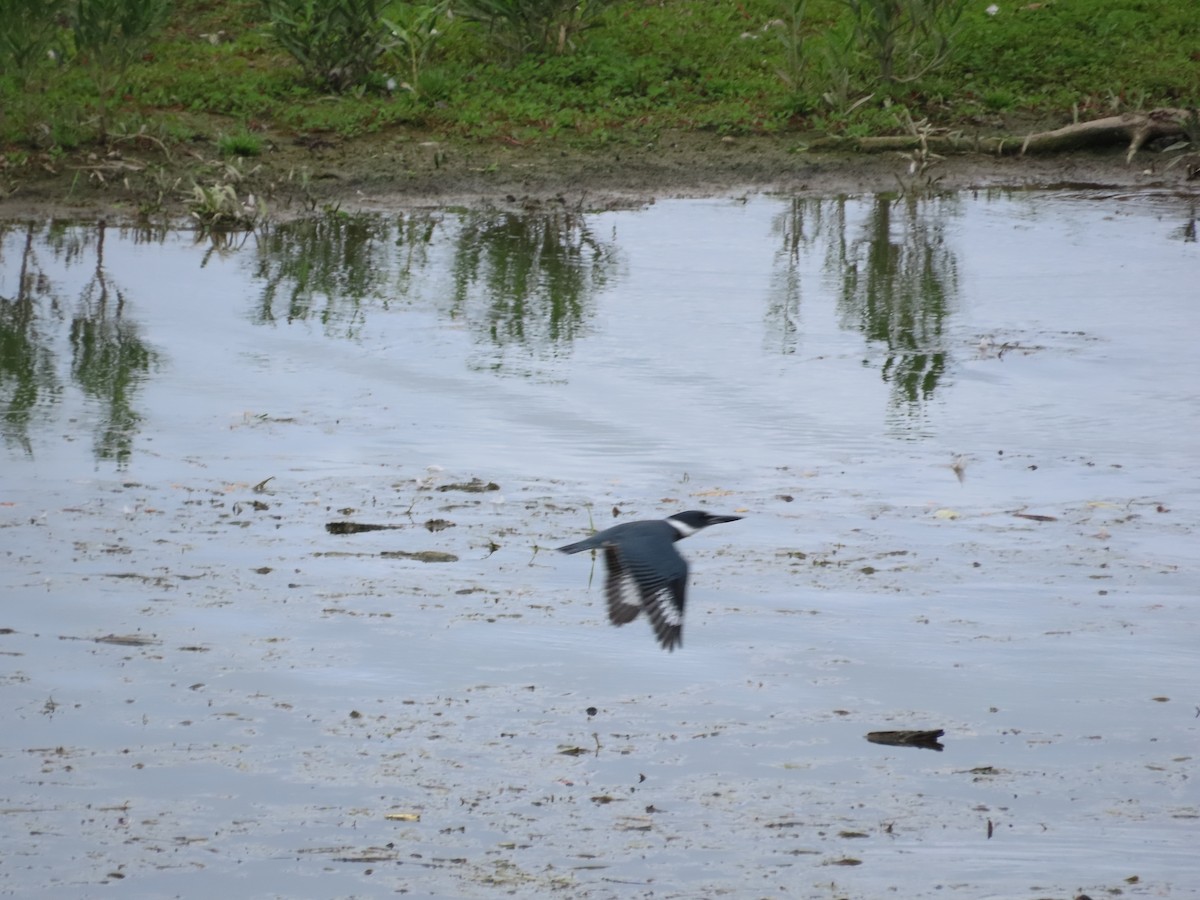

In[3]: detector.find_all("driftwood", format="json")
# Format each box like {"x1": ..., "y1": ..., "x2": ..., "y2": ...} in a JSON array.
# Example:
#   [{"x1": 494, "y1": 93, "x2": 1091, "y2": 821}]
[{"x1": 821, "y1": 109, "x2": 1197, "y2": 163}]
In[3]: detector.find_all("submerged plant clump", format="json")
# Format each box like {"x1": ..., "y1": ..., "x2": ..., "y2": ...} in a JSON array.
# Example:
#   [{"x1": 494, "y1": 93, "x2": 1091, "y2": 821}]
[{"x1": 184, "y1": 181, "x2": 266, "y2": 232}]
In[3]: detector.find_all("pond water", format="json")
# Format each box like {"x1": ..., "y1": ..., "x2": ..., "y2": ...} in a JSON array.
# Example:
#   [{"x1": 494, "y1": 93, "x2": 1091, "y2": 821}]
[{"x1": 1, "y1": 189, "x2": 1197, "y2": 899}]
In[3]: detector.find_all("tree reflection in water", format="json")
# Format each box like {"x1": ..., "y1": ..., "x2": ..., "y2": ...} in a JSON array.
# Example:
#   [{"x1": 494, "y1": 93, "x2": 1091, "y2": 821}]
[
  {"x1": 767, "y1": 193, "x2": 958, "y2": 418},
  {"x1": 836, "y1": 194, "x2": 958, "y2": 412},
  {"x1": 447, "y1": 208, "x2": 616, "y2": 373},
  {"x1": 0, "y1": 222, "x2": 161, "y2": 464},
  {"x1": 249, "y1": 208, "x2": 616, "y2": 375}
]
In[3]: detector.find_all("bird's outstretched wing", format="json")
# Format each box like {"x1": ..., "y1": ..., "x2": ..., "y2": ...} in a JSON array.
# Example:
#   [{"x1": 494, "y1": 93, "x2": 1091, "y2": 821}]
[
  {"x1": 602, "y1": 539, "x2": 687, "y2": 651},
  {"x1": 602, "y1": 544, "x2": 646, "y2": 626}
]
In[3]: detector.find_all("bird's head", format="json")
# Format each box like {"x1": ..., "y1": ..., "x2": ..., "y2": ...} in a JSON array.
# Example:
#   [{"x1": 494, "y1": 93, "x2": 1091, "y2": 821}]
[{"x1": 667, "y1": 510, "x2": 742, "y2": 536}]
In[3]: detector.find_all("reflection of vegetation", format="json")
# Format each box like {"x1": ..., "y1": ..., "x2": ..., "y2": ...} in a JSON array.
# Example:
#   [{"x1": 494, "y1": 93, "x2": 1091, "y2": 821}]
[
  {"x1": 833, "y1": 195, "x2": 958, "y2": 408},
  {"x1": 1170, "y1": 203, "x2": 1196, "y2": 243},
  {"x1": 69, "y1": 225, "x2": 162, "y2": 463},
  {"x1": 448, "y1": 209, "x2": 615, "y2": 370},
  {"x1": 766, "y1": 197, "x2": 845, "y2": 355},
  {"x1": 0, "y1": 222, "x2": 161, "y2": 464},
  {"x1": 250, "y1": 212, "x2": 440, "y2": 333},
  {"x1": 247, "y1": 207, "x2": 614, "y2": 372},
  {"x1": 0, "y1": 224, "x2": 63, "y2": 456}
]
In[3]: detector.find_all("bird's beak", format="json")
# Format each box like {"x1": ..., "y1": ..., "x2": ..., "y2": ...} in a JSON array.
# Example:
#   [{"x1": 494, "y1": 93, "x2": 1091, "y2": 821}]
[{"x1": 710, "y1": 514, "x2": 742, "y2": 524}]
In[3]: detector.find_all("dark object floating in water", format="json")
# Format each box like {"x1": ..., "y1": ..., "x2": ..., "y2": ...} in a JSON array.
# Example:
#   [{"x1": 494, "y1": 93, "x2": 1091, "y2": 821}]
[
  {"x1": 866, "y1": 729, "x2": 946, "y2": 751},
  {"x1": 380, "y1": 550, "x2": 458, "y2": 563},
  {"x1": 59, "y1": 633, "x2": 162, "y2": 647},
  {"x1": 325, "y1": 521, "x2": 404, "y2": 535},
  {"x1": 436, "y1": 479, "x2": 500, "y2": 493}
]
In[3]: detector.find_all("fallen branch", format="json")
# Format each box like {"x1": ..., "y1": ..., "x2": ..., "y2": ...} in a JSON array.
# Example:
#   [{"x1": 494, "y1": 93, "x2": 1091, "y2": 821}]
[
  {"x1": 1018, "y1": 109, "x2": 1197, "y2": 161},
  {"x1": 818, "y1": 109, "x2": 1198, "y2": 162}
]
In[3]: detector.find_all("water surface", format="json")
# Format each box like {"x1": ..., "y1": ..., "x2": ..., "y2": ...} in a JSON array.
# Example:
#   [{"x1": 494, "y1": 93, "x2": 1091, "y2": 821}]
[{"x1": 1, "y1": 190, "x2": 1197, "y2": 898}]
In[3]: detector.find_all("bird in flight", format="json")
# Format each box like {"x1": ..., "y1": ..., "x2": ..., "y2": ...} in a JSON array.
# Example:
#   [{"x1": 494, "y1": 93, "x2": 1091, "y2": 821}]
[{"x1": 557, "y1": 510, "x2": 742, "y2": 651}]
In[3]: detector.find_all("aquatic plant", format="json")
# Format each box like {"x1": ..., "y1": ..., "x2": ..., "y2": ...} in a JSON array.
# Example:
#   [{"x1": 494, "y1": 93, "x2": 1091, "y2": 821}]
[{"x1": 184, "y1": 182, "x2": 267, "y2": 232}]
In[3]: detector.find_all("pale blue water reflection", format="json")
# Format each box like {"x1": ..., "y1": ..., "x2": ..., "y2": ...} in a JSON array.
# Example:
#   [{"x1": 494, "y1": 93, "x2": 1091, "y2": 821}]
[
  {"x1": 3, "y1": 193, "x2": 1197, "y2": 477},
  {"x1": 1, "y1": 191, "x2": 1198, "y2": 899}
]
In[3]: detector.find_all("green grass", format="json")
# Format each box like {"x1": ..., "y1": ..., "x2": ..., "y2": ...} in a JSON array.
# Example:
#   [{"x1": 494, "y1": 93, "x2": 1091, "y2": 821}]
[
  {"x1": 928, "y1": 0, "x2": 1200, "y2": 114},
  {"x1": 0, "y1": 0, "x2": 1196, "y2": 154},
  {"x1": 217, "y1": 129, "x2": 265, "y2": 157}
]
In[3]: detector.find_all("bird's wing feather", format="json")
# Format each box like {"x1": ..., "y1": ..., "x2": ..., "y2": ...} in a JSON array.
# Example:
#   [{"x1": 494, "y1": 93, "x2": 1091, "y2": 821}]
[
  {"x1": 603, "y1": 544, "x2": 644, "y2": 625},
  {"x1": 603, "y1": 536, "x2": 687, "y2": 651},
  {"x1": 640, "y1": 574, "x2": 685, "y2": 651}
]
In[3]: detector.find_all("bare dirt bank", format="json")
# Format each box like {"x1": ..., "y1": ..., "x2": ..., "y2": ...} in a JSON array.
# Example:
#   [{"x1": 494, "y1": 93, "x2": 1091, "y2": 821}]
[{"x1": 1, "y1": 127, "x2": 1195, "y2": 222}]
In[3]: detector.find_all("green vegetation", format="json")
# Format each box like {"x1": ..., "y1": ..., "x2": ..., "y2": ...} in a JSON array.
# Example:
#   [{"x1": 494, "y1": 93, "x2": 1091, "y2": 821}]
[
  {"x1": 843, "y1": 0, "x2": 965, "y2": 85},
  {"x1": 383, "y1": 0, "x2": 452, "y2": 93},
  {"x1": 455, "y1": 0, "x2": 620, "y2": 58},
  {"x1": 0, "y1": 0, "x2": 1196, "y2": 189},
  {"x1": 217, "y1": 129, "x2": 265, "y2": 157},
  {"x1": 261, "y1": 0, "x2": 392, "y2": 91}
]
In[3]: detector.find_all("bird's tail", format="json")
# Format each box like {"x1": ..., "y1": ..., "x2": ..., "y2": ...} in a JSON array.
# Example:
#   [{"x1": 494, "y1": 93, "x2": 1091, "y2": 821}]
[{"x1": 556, "y1": 538, "x2": 599, "y2": 554}]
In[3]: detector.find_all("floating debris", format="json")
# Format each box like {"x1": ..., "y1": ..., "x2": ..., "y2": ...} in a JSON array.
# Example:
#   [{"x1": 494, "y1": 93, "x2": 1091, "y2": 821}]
[
  {"x1": 59, "y1": 633, "x2": 162, "y2": 647},
  {"x1": 332, "y1": 848, "x2": 403, "y2": 863},
  {"x1": 436, "y1": 479, "x2": 500, "y2": 493},
  {"x1": 380, "y1": 550, "x2": 458, "y2": 563},
  {"x1": 1012, "y1": 512, "x2": 1058, "y2": 522},
  {"x1": 614, "y1": 817, "x2": 652, "y2": 832},
  {"x1": 384, "y1": 811, "x2": 421, "y2": 822},
  {"x1": 951, "y1": 455, "x2": 968, "y2": 483},
  {"x1": 325, "y1": 521, "x2": 404, "y2": 535},
  {"x1": 866, "y1": 729, "x2": 945, "y2": 751}
]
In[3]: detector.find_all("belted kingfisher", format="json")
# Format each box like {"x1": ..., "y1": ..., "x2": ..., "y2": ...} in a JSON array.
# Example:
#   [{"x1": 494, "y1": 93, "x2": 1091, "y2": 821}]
[{"x1": 557, "y1": 510, "x2": 742, "y2": 651}]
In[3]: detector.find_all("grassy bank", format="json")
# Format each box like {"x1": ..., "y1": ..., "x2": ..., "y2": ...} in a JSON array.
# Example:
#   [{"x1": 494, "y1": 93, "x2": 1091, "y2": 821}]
[{"x1": 1, "y1": 0, "x2": 1197, "y2": 214}]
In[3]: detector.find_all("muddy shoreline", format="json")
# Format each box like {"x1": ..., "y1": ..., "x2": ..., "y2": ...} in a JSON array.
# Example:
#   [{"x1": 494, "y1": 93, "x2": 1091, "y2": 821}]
[{"x1": 2, "y1": 129, "x2": 1193, "y2": 223}]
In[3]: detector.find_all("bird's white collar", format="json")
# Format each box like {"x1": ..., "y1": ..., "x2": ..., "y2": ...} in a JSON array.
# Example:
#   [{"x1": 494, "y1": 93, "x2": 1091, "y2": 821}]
[{"x1": 666, "y1": 518, "x2": 697, "y2": 537}]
